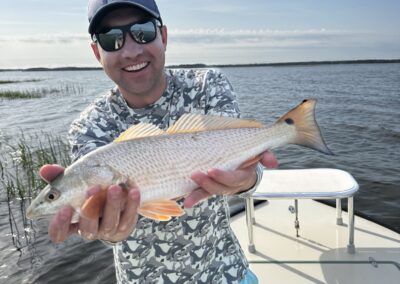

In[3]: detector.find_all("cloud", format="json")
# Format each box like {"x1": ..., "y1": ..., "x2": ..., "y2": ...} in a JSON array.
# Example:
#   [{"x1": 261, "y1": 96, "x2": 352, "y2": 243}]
[
  {"x1": 0, "y1": 33, "x2": 90, "y2": 44},
  {"x1": 0, "y1": 28, "x2": 397, "y2": 50},
  {"x1": 168, "y1": 28, "x2": 391, "y2": 49}
]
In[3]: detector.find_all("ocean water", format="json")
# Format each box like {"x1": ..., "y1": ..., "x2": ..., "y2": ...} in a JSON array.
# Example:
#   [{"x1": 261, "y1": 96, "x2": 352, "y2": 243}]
[{"x1": 0, "y1": 63, "x2": 399, "y2": 283}]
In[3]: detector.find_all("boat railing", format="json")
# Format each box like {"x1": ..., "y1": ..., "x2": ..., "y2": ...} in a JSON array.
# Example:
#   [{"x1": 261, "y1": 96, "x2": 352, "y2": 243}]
[{"x1": 242, "y1": 168, "x2": 359, "y2": 254}]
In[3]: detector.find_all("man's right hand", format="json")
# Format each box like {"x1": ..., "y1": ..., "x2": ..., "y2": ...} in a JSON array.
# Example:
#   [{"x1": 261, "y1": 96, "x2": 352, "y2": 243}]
[{"x1": 40, "y1": 164, "x2": 141, "y2": 243}]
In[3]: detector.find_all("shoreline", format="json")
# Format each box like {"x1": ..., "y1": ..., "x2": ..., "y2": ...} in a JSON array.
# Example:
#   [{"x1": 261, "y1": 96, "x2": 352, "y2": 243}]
[{"x1": 0, "y1": 59, "x2": 399, "y2": 72}]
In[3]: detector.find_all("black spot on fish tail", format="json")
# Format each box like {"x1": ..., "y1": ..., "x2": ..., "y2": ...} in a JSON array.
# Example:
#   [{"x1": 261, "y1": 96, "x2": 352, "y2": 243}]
[
  {"x1": 285, "y1": 118, "x2": 294, "y2": 125},
  {"x1": 302, "y1": 99, "x2": 308, "y2": 103}
]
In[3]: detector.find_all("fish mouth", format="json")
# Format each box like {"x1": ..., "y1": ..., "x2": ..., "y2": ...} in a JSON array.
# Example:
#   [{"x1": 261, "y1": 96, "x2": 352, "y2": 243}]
[
  {"x1": 26, "y1": 206, "x2": 36, "y2": 220},
  {"x1": 26, "y1": 207, "x2": 53, "y2": 221}
]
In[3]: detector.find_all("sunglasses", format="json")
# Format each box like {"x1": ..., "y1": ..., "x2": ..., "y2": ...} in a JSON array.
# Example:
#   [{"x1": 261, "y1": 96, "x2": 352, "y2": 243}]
[{"x1": 93, "y1": 19, "x2": 161, "y2": 52}]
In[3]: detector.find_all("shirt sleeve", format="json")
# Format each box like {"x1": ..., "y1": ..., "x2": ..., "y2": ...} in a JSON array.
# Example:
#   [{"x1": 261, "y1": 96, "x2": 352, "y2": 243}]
[
  {"x1": 202, "y1": 69, "x2": 241, "y2": 118},
  {"x1": 68, "y1": 103, "x2": 117, "y2": 161}
]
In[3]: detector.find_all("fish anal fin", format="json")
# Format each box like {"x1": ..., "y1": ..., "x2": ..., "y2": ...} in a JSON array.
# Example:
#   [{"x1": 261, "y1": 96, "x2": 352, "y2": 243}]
[
  {"x1": 167, "y1": 114, "x2": 263, "y2": 134},
  {"x1": 137, "y1": 210, "x2": 172, "y2": 221},
  {"x1": 114, "y1": 123, "x2": 165, "y2": 142},
  {"x1": 138, "y1": 200, "x2": 185, "y2": 221}
]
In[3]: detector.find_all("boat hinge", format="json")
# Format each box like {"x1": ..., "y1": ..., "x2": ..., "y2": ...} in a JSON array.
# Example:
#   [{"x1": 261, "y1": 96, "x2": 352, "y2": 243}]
[{"x1": 368, "y1": 257, "x2": 379, "y2": 268}]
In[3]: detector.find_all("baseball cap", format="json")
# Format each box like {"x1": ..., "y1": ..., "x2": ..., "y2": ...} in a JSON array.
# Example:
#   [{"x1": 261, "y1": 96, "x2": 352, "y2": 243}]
[{"x1": 88, "y1": 0, "x2": 162, "y2": 34}]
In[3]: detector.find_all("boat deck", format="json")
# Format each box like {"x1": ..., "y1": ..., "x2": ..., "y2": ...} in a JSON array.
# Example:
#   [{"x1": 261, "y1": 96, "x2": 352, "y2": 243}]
[{"x1": 231, "y1": 199, "x2": 400, "y2": 284}]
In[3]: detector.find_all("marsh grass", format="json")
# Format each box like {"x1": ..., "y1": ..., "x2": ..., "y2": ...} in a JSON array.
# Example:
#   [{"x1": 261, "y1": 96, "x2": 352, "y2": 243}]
[
  {"x1": 0, "y1": 133, "x2": 71, "y2": 249},
  {"x1": 0, "y1": 79, "x2": 41, "y2": 84},
  {"x1": 0, "y1": 132, "x2": 71, "y2": 200},
  {"x1": 0, "y1": 90, "x2": 44, "y2": 99},
  {"x1": 0, "y1": 83, "x2": 84, "y2": 99}
]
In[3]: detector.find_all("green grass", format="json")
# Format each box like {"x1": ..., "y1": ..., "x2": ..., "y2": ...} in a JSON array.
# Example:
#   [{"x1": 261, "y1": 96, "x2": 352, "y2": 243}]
[
  {"x1": 0, "y1": 80, "x2": 84, "y2": 99},
  {"x1": 0, "y1": 85, "x2": 84, "y2": 100},
  {"x1": 0, "y1": 90, "x2": 44, "y2": 99},
  {"x1": 0, "y1": 133, "x2": 71, "y2": 199},
  {"x1": 0, "y1": 79, "x2": 41, "y2": 84},
  {"x1": 0, "y1": 132, "x2": 71, "y2": 248}
]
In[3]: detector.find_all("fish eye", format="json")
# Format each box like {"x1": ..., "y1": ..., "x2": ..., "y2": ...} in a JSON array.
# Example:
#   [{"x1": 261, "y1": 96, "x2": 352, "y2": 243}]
[{"x1": 46, "y1": 189, "x2": 60, "y2": 202}]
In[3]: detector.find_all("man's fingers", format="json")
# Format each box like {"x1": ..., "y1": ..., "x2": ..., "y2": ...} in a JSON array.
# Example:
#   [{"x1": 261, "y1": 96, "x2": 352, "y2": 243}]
[
  {"x1": 190, "y1": 172, "x2": 225, "y2": 195},
  {"x1": 118, "y1": 189, "x2": 140, "y2": 233},
  {"x1": 191, "y1": 171, "x2": 240, "y2": 195},
  {"x1": 78, "y1": 215, "x2": 99, "y2": 240},
  {"x1": 39, "y1": 164, "x2": 65, "y2": 183},
  {"x1": 77, "y1": 186, "x2": 108, "y2": 240},
  {"x1": 207, "y1": 166, "x2": 256, "y2": 188},
  {"x1": 261, "y1": 151, "x2": 278, "y2": 168},
  {"x1": 98, "y1": 185, "x2": 124, "y2": 237},
  {"x1": 184, "y1": 188, "x2": 212, "y2": 208},
  {"x1": 48, "y1": 206, "x2": 74, "y2": 243}
]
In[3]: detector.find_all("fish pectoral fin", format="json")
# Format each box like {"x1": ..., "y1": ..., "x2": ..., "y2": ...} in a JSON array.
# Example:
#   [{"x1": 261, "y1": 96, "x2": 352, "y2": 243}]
[
  {"x1": 138, "y1": 200, "x2": 185, "y2": 221},
  {"x1": 80, "y1": 189, "x2": 107, "y2": 220}
]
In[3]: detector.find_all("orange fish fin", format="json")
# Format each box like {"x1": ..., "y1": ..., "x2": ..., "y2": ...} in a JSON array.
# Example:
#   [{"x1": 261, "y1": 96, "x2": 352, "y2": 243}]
[
  {"x1": 167, "y1": 114, "x2": 263, "y2": 134},
  {"x1": 80, "y1": 189, "x2": 107, "y2": 219},
  {"x1": 276, "y1": 99, "x2": 333, "y2": 155},
  {"x1": 138, "y1": 200, "x2": 185, "y2": 221},
  {"x1": 137, "y1": 210, "x2": 172, "y2": 221},
  {"x1": 114, "y1": 123, "x2": 165, "y2": 142},
  {"x1": 239, "y1": 154, "x2": 263, "y2": 169}
]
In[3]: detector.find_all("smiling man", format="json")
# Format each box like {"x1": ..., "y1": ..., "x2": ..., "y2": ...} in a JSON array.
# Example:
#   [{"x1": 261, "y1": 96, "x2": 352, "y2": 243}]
[{"x1": 42, "y1": 0, "x2": 277, "y2": 283}]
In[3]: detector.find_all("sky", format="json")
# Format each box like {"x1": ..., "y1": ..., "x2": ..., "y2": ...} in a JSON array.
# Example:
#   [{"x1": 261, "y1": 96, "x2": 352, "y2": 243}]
[{"x1": 0, "y1": 0, "x2": 399, "y2": 69}]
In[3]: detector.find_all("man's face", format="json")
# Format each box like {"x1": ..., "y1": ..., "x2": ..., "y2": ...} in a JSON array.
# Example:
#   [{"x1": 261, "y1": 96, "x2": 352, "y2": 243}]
[{"x1": 91, "y1": 7, "x2": 167, "y2": 107}]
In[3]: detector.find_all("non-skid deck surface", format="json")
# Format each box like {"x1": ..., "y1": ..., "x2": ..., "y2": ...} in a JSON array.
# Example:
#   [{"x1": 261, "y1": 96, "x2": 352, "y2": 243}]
[{"x1": 231, "y1": 200, "x2": 400, "y2": 284}]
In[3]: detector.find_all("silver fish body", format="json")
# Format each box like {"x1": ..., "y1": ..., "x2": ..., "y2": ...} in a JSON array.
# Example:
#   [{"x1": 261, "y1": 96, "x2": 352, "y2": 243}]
[{"x1": 26, "y1": 99, "x2": 331, "y2": 221}]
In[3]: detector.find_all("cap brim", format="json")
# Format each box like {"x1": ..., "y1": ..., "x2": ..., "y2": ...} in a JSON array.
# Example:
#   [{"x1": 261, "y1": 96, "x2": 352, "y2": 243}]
[{"x1": 88, "y1": 2, "x2": 160, "y2": 34}]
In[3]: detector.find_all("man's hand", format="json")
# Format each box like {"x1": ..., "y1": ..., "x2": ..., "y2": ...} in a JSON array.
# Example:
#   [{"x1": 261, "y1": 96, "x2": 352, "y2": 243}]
[
  {"x1": 40, "y1": 164, "x2": 140, "y2": 243},
  {"x1": 184, "y1": 151, "x2": 278, "y2": 208}
]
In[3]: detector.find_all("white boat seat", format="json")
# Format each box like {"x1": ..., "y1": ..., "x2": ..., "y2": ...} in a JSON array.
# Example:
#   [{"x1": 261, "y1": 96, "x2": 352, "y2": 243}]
[{"x1": 243, "y1": 168, "x2": 359, "y2": 254}]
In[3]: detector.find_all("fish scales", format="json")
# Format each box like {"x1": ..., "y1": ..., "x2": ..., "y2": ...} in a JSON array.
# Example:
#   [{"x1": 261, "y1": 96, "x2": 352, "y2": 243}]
[
  {"x1": 26, "y1": 99, "x2": 332, "y2": 221},
  {"x1": 76, "y1": 125, "x2": 294, "y2": 202}
]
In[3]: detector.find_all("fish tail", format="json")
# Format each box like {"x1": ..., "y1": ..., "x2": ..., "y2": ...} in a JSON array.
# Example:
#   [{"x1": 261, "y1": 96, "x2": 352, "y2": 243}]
[{"x1": 277, "y1": 99, "x2": 333, "y2": 155}]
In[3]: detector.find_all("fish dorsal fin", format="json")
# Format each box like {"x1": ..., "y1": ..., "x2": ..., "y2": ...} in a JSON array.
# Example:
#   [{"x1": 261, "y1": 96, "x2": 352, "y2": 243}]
[
  {"x1": 114, "y1": 123, "x2": 165, "y2": 142},
  {"x1": 167, "y1": 114, "x2": 263, "y2": 134}
]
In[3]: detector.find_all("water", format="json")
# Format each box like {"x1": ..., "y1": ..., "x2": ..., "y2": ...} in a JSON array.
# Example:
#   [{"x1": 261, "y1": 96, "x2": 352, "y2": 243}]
[{"x1": 0, "y1": 63, "x2": 399, "y2": 283}]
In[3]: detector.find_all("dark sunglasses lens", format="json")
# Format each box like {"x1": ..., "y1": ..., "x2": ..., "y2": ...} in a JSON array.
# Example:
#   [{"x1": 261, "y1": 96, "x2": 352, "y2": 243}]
[
  {"x1": 130, "y1": 21, "x2": 157, "y2": 44},
  {"x1": 97, "y1": 29, "x2": 124, "y2": 51}
]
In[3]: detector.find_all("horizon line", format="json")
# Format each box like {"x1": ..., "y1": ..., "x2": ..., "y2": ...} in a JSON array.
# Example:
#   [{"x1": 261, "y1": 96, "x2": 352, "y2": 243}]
[{"x1": 1, "y1": 59, "x2": 399, "y2": 72}]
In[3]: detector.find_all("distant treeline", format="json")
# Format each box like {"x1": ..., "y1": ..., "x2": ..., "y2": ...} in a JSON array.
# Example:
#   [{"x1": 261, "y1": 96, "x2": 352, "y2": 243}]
[{"x1": 1, "y1": 59, "x2": 399, "y2": 72}]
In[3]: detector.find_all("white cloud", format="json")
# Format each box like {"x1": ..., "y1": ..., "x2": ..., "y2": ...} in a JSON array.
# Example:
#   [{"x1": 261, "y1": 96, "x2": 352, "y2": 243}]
[
  {"x1": 0, "y1": 28, "x2": 398, "y2": 68},
  {"x1": 0, "y1": 29, "x2": 387, "y2": 48},
  {"x1": 0, "y1": 33, "x2": 90, "y2": 44},
  {"x1": 168, "y1": 28, "x2": 387, "y2": 48}
]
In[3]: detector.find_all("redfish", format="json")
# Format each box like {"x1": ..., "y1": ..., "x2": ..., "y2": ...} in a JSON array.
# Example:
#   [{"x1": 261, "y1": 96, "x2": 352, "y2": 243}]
[{"x1": 26, "y1": 99, "x2": 332, "y2": 222}]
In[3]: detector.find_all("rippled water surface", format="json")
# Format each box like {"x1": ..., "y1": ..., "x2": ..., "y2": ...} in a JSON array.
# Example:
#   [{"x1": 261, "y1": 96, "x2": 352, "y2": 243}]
[{"x1": 0, "y1": 63, "x2": 399, "y2": 283}]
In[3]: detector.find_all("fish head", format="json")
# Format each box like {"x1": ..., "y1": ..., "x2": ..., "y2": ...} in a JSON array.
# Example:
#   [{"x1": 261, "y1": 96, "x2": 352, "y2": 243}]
[{"x1": 26, "y1": 173, "x2": 86, "y2": 220}]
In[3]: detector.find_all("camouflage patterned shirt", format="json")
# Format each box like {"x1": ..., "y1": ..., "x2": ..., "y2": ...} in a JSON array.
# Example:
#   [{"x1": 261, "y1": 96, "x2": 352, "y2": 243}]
[{"x1": 68, "y1": 69, "x2": 249, "y2": 284}]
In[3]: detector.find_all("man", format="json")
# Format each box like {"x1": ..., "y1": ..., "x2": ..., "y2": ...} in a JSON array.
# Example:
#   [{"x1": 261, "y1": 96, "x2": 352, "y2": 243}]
[{"x1": 42, "y1": 0, "x2": 277, "y2": 283}]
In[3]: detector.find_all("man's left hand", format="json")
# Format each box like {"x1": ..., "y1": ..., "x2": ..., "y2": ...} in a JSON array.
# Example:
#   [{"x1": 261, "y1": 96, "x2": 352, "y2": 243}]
[{"x1": 184, "y1": 151, "x2": 278, "y2": 208}]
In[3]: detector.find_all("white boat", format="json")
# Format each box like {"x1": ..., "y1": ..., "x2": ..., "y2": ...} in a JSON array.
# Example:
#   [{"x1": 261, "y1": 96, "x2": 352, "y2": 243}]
[{"x1": 231, "y1": 168, "x2": 400, "y2": 284}]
